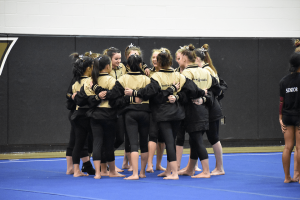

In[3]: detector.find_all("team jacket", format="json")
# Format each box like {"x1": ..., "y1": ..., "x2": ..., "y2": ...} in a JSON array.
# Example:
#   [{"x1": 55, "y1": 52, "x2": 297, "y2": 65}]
[
  {"x1": 66, "y1": 77, "x2": 77, "y2": 111},
  {"x1": 179, "y1": 64, "x2": 221, "y2": 131},
  {"x1": 279, "y1": 73, "x2": 300, "y2": 116},
  {"x1": 71, "y1": 76, "x2": 93, "y2": 120},
  {"x1": 109, "y1": 63, "x2": 126, "y2": 80},
  {"x1": 80, "y1": 73, "x2": 119, "y2": 120},
  {"x1": 201, "y1": 64, "x2": 223, "y2": 122},
  {"x1": 133, "y1": 68, "x2": 206, "y2": 122},
  {"x1": 96, "y1": 72, "x2": 151, "y2": 115}
]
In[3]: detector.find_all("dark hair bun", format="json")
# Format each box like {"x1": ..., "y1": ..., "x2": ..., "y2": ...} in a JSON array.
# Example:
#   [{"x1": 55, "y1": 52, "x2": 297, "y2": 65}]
[
  {"x1": 188, "y1": 44, "x2": 195, "y2": 51},
  {"x1": 289, "y1": 52, "x2": 300, "y2": 72}
]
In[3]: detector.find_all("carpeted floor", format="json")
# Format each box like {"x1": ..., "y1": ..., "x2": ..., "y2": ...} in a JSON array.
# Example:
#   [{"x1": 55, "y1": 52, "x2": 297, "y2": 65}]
[{"x1": 0, "y1": 152, "x2": 299, "y2": 200}]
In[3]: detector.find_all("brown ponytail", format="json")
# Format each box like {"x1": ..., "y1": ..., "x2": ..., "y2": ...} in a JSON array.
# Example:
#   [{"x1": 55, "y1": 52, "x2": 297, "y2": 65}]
[
  {"x1": 294, "y1": 39, "x2": 300, "y2": 52},
  {"x1": 202, "y1": 44, "x2": 217, "y2": 74},
  {"x1": 181, "y1": 44, "x2": 197, "y2": 63}
]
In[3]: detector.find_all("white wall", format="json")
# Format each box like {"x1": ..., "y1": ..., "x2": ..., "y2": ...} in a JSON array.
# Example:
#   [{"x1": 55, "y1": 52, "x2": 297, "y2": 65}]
[{"x1": 0, "y1": 0, "x2": 299, "y2": 37}]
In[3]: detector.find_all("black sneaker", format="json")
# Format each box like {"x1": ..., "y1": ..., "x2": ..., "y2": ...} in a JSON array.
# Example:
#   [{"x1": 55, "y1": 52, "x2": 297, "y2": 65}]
[{"x1": 81, "y1": 161, "x2": 95, "y2": 175}]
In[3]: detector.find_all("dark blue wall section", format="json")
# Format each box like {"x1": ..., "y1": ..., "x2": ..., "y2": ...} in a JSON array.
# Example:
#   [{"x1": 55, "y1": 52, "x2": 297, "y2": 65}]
[{"x1": 0, "y1": 35, "x2": 294, "y2": 152}]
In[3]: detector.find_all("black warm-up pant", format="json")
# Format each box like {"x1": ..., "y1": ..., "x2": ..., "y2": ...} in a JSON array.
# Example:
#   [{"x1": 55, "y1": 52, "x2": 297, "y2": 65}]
[
  {"x1": 115, "y1": 115, "x2": 131, "y2": 153},
  {"x1": 158, "y1": 120, "x2": 181, "y2": 162},
  {"x1": 125, "y1": 110, "x2": 150, "y2": 153},
  {"x1": 114, "y1": 116, "x2": 125, "y2": 149},
  {"x1": 72, "y1": 116, "x2": 92, "y2": 165},
  {"x1": 205, "y1": 120, "x2": 220, "y2": 146},
  {"x1": 90, "y1": 118, "x2": 117, "y2": 162},
  {"x1": 87, "y1": 132, "x2": 93, "y2": 155},
  {"x1": 189, "y1": 131, "x2": 209, "y2": 161},
  {"x1": 176, "y1": 120, "x2": 186, "y2": 146},
  {"x1": 149, "y1": 114, "x2": 165, "y2": 143}
]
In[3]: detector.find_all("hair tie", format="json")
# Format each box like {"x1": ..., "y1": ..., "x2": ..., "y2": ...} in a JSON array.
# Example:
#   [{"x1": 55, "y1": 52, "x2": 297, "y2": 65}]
[
  {"x1": 89, "y1": 51, "x2": 92, "y2": 55},
  {"x1": 161, "y1": 48, "x2": 166, "y2": 53},
  {"x1": 198, "y1": 47, "x2": 208, "y2": 56},
  {"x1": 128, "y1": 43, "x2": 135, "y2": 48},
  {"x1": 97, "y1": 57, "x2": 102, "y2": 61},
  {"x1": 179, "y1": 46, "x2": 189, "y2": 50}
]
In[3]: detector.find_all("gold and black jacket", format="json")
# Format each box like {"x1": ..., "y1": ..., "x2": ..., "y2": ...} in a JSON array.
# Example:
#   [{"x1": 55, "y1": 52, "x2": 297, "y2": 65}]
[
  {"x1": 180, "y1": 64, "x2": 221, "y2": 131},
  {"x1": 102, "y1": 72, "x2": 151, "y2": 115},
  {"x1": 201, "y1": 63, "x2": 224, "y2": 122},
  {"x1": 133, "y1": 68, "x2": 206, "y2": 122},
  {"x1": 66, "y1": 77, "x2": 77, "y2": 111},
  {"x1": 71, "y1": 76, "x2": 95, "y2": 120}
]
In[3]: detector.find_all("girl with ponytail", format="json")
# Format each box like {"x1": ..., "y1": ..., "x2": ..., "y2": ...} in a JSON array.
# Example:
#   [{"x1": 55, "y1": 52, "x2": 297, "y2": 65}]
[
  {"x1": 65, "y1": 53, "x2": 95, "y2": 176},
  {"x1": 85, "y1": 55, "x2": 125, "y2": 179},
  {"x1": 146, "y1": 49, "x2": 167, "y2": 173},
  {"x1": 70, "y1": 53, "x2": 95, "y2": 177},
  {"x1": 174, "y1": 44, "x2": 220, "y2": 178},
  {"x1": 123, "y1": 43, "x2": 150, "y2": 76},
  {"x1": 95, "y1": 54, "x2": 152, "y2": 180},
  {"x1": 193, "y1": 44, "x2": 226, "y2": 176}
]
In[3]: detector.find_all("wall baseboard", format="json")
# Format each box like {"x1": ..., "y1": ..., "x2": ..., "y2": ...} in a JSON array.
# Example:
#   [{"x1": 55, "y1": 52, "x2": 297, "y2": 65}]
[{"x1": 0, "y1": 138, "x2": 284, "y2": 153}]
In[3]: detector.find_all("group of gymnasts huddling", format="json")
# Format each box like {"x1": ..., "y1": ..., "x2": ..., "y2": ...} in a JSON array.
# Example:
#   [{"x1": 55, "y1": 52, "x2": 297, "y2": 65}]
[{"x1": 65, "y1": 42, "x2": 228, "y2": 180}]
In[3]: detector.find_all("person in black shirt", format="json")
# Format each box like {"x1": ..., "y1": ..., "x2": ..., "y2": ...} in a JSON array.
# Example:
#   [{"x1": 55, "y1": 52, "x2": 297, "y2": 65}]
[{"x1": 279, "y1": 52, "x2": 300, "y2": 183}]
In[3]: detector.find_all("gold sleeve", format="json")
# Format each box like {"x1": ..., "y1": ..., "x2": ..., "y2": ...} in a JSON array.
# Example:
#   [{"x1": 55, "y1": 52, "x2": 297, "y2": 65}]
[
  {"x1": 178, "y1": 74, "x2": 186, "y2": 92},
  {"x1": 151, "y1": 73, "x2": 162, "y2": 88},
  {"x1": 108, "y1": 77, "x2": 117, "y2": 90},
  {"x1": 182, "y1": 69, "x2": 193, "y2": 80},
  {"x1": 83, "y1": 78, "x2": 95, "y2": 96},
  {"x1": 205, "y1": 70, "x2": 213, "y2": 89},
  {"x1": 204, "y1": 67, "x2": 219, "y2": 83},
  {"x1": 117, "y1": 76, "x2": 126, "y2": 88}
]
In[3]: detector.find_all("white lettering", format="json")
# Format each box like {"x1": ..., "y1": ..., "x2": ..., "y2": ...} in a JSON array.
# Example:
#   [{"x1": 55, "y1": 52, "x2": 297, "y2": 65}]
[{"x1": 286, "y1": 87, "x2": 298, "y2": 93}]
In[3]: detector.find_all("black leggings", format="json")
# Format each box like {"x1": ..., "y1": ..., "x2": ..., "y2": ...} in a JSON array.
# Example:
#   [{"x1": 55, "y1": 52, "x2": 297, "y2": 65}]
[
  {"x1": 114, "y1": 116, "x2": 125, "y2": 149},
  {"x1": 205, "y1": 120, "x2": 220, "y2": 146},
  {"x1": 66, "y1": 111, "x2": 89, "y2": 157},
  {"x1": 149, "y1": 114, "x2": 164, "y2": 143},
  {"x1": 90, "y1": 118, "x2": 116, "y2": 162},
  {"x1": 189, "y1": 131, "x2": 208, "y2": 161},
  {"x1": 176, "y1": 120, "x2": 186, "y2": 146},
  {"x1": 87, "y1": 132, "x2": 93, "y2": 154},
  {"x1": 158, "y1": 121, "x2": 181, "y2": 162},
  {"x1": 125, "y1": 110, "x2": 149, "y2": 153},
  {"x1": 72, "y1": 116, "x2": 92, "y2": 164},
  {"x1": 124, "y1": 129, "x2": 131, "y2": 153}
]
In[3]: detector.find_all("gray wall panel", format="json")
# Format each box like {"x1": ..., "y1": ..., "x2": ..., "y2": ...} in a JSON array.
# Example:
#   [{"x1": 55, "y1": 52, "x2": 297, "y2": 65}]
[
  {"x1": 7, "y1": 35, "x2": 75, "y2": 144},
  {"x1": 76, "y1": 36, "x2": 139, "y2": 62},
  {"x1": 200, "y1": 38, "x2": 259, "y2": 139},
  {"x1": 258, "y1": 39, "x2": 295, "y2": 139},
  {"x1": 139, "y1": 37, "x2": 199, "y2": 68}
]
